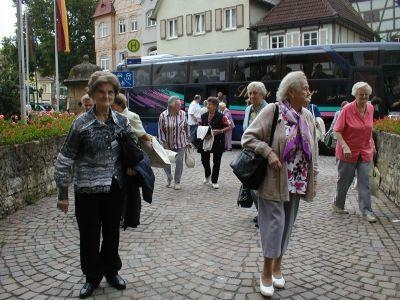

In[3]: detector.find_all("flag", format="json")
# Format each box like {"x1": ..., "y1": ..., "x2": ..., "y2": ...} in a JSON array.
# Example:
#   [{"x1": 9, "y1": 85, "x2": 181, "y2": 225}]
[{"x1": 55, "y1": 0, "x2": 70, "y2": 53}]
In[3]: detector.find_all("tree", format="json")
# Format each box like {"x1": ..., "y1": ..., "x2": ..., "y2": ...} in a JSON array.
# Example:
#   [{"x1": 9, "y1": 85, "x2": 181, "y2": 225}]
[
  {"x1": 0, "y1": 36, "x2": 20, "y2": 117},
  {"x1": 23, "y1": 0, "x2": 98, "y2": 81}
]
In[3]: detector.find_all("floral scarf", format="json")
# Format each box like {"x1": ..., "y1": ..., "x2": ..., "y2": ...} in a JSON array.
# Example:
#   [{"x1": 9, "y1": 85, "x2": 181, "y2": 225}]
[{"x1": 280, "y1": 100, "x2": 313, "y2": 162}]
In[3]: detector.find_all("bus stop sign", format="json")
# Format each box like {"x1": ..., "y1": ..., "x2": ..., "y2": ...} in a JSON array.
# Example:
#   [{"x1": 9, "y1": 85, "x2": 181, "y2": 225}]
[
  {"x1": 113, "y1": 71, "x2": 134, "y2": 88},
  {"x1": 127, "y1": 39, "x2": 140, "y2": 53}
]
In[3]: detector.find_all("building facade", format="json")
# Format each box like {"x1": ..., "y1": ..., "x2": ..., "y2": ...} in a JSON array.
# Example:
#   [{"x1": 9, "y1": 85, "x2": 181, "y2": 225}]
[
  {"x1": 252, "y1": 0, "x2": 374, "y2": 50},
  {"x1": 93, "y1": 0, "x2": 158, "y2": 71},
  {"x1": 351, "y1": 0, "x2": 400, "y2": 42},
  {"x1": 151, "y1": 0, "x2": 276, "y2": 55}
]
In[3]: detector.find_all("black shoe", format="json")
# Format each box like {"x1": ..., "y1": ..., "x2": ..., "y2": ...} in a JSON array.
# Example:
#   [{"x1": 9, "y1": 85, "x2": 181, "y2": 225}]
[
  {"x1": 79, "y1": 282, "x2": 96, "y2": 299},
  {"x1": 253, "y1": 216, "x2": 258, "y2": 223},
  {"x1": 106, "y1": 274, "x2": 126, "y2": 290}
]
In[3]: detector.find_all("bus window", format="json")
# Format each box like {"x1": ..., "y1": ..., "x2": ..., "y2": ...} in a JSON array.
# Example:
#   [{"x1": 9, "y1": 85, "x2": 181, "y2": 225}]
[
  {"x1": 232, "y1": 54, "x2": 279, "y2": 82},
  {"x1": 189, "y1": 59, "x2": 229, "y2": 83},
  {"x1": 282, "y1": 53, "x2": 340, "y2": 79},
  {"x1": 337, "y1": 50, "x2": 379, "y2": 67},
  {"x1": 152, "y1": 62, "x2": 187, "y2": 85},
  {"x1": 383, "y1": 50, "x2": 400, "y2": 64},
  {"x1": 132, "y1": 65, "x2": 151, "y2": 86}
]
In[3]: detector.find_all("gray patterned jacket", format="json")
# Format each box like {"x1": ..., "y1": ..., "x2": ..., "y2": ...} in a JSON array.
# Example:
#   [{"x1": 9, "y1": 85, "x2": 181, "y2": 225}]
[{"x1": 54, "y1": 107, "x2": 132, "y2": 200}]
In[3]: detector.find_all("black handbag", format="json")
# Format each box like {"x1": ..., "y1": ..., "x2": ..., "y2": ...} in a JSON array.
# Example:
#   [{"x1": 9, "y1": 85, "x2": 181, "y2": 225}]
[
  {"x1": 230, "y1": 103, "x2": 279, "y2": 189},
  {"x1": 116, "y1": 130, "x2": 144, "y2": 169},
  {"x1": 237, "y1": 185, "x2": 253, "y2": 208}
]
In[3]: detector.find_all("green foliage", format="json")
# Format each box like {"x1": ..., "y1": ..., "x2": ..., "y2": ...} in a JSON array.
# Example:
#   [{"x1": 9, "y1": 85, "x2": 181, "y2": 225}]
[
  {"x1": 0, "y1": 36, "x2": 20, "y2": 117},
  {"x1": 0, "y1": 112, "x2": 76, "y2": 145},
  {"x1": 374, "y1": 117, "x2": 400, "y2": 135},
  {"x1": 23, "y1": 0, "x2": 98, "y2": 81}
]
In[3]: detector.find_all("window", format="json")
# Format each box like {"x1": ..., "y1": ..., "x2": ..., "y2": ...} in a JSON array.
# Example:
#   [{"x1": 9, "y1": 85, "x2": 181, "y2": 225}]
[
  {"x1": 303, "y1": 31, "x2": 318, "y2": 46},
  {"x1": 146, "y1": 10, "x2": 156, "y2": 27},
  {"x1": 168, "y1": 18, "x2": 177, "y2": 39},
  {"x1": 99, "y1": 22, "x2": 108, "y2": 37},
  {"x1": 224, "y1": 7, "x2": 236, "y2": 30},
  {"x1": 119, "y1": 19, "x2": 126, "y2": 34},
  {"x1": 194, "y1": 13, "x2": 205, "y2": 34},
  {"x1": 271, "y1": 35, "x2": 285, "y2": 48},
  {"x1": 189, "y1": 59, "x2": 229, "y2": 83},
  {"x1": 131, "y1": 16, "x2": 138, "y2": 31},
  {"x1": 152, "y1": 62, "x2": 187, "y2": 85},
  {"x1": 118, "y1": 52, "x2": 126, "y2": 64},
  {"x1": 100, "y1": 55, "x2": 110, "y2": 70}
]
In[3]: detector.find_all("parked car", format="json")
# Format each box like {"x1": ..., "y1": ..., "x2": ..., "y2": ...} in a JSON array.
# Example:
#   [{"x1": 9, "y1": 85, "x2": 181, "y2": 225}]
[{"x1": 30, "y1": 102, "x2": 53, "y2": 112}]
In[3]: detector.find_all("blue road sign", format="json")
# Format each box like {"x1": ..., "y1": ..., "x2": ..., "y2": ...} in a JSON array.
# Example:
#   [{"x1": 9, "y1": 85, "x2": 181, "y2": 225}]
[{"x1": 113, "y1": 71, "x2": 134, "y2": 88}]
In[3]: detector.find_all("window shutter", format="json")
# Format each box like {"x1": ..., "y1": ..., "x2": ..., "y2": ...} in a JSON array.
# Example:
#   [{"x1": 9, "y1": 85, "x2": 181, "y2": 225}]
[
  {"x1": 236, "y1": 4, "x2": 244, "y2": 28},
  {"x1": 260, "y1": 35, "x2": 269, "y2": 49},
  {"x1": 215, "y1": 8, "x2": 222, "y2": 31},
  {"x1": 160, "y1": 19, "x2": 166, "y2": 40},
  {"x1": 177, "y1": 16, "x2": 183, "y2": 36},
  {"x1": 186, "y1": 14, "x2": 192, "y2": 36},
  {"x1": 286, "y1": 33, "x2": 292, "y2": 47},
  {"x1": 292, "y1": 32, "x2": 300, "y2": 46},
  {"x1": 205, "y1": 10, "x2": 212, "y2": 32},
  {"x1": 319, "y1": 28, "x2": 328, "y2": 45}
]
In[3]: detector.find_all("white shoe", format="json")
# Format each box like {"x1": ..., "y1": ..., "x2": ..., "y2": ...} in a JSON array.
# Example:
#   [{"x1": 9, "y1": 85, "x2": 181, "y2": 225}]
[
  {"x1": 203, "y1": 177, "x2": 210, "y2": 184},
  {"x1": 260, "y1": 276, "x2": 274, "y2": 297},
  {"x1": 212, "y1": 183, "x2": 219, "y2": 189},
  {"x1": 272, "y1": 275, "x2": 285, "y2": 289},
  {"x1": 166, "y1": 179, "x2": 172, "y2": 188},
  {"x1": 174, "y1": 183, "x2": 181, "y2": 190},
  {"x1": 364, "y1": 212, "x2": 377, "y2": 223}
]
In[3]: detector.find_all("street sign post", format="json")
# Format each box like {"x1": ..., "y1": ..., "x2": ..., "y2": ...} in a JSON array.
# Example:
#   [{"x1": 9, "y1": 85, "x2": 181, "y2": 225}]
[{"x1": 113, "y1": 71, "x2": 134, "y2": 88}]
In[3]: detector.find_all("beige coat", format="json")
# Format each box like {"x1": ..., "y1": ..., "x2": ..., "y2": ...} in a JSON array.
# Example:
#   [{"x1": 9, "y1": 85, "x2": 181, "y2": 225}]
[{"x1": 241, "y1": 103, "x2": 319, "y2": 202}]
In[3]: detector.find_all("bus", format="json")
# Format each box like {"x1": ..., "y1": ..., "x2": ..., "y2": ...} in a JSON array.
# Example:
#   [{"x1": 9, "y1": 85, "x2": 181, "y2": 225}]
[{"x1": 116, "y1": 42, "x2": 400, "y2": 141}]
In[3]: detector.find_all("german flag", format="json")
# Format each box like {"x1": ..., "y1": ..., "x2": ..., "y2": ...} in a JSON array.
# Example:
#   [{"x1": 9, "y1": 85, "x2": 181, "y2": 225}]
[{"x1": 56, "y1": 0, "x2": 70, "y2": 53}]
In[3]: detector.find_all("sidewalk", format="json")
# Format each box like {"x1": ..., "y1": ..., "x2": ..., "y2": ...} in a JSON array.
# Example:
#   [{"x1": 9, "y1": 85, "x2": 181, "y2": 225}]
[{"x1": 0, "y1": 151, "x2": 399, "y2": 299}]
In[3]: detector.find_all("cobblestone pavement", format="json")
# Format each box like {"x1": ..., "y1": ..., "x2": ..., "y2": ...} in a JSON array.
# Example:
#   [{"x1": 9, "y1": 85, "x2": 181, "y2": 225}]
[{"x1": 0, "y1": 151, "x2": 399, "y2": 300}]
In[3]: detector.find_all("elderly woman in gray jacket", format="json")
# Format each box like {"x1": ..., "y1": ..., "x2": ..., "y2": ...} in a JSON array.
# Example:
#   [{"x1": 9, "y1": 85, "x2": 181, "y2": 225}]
[{"x1": 242, "y1": 71, "x2": 318, "y2": 297}]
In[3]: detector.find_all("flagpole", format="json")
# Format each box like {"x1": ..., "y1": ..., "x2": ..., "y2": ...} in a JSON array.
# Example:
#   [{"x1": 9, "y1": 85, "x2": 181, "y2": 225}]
[
  {"x1": 17, "y1": 0, "x2": 27, "y2": 122},
  {"x1": 25, "y1": 12, "x2": 30, "y2": 107},
  {"x1": 54, "y1": 0, "x2": 59, "y2": 112}
]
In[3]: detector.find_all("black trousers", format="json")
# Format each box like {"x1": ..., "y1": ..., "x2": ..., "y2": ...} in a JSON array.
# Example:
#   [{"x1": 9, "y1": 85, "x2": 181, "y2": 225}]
[
  {"x1": 201, "y1": 151, "x2": 223, "y2": 184},
  {"x1": 75, "y1": 179, "x2": 123, "y2": 284}
]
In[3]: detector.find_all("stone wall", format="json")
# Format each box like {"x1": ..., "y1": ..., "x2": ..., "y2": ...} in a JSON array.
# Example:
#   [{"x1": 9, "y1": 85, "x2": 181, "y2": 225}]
[
  {"x1": 374, "y1": 131, "x2": 400, "y2": 206},
  {"x1": 0, "y1": 136, "x2": 66, "y2": 219}
]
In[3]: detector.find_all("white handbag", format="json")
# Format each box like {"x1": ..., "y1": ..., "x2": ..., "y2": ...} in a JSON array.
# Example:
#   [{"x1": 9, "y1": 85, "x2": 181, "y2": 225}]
[{"x1": 184, "y1": 146, "x2": 196, "y2": 168}]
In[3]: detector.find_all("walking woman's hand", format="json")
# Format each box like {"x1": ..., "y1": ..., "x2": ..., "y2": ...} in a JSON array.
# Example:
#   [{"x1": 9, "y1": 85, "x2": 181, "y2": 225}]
[
  {"x1": 267, "y1": 151, "x2": 282, "y2": 170},
  {"x1": 57, "y1": 199, "x2": 69, "y2": 214}
]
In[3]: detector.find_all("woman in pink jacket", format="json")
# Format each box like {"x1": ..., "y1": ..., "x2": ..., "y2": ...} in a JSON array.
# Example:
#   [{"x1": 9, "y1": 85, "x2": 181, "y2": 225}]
[{"x1": 242, "y1": 71, "x2": 318, "y2": 297}]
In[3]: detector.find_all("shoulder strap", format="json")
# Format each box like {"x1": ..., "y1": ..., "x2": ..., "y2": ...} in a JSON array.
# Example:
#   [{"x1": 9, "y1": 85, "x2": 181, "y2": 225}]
[{"x1": 269, "y1": 103, "x2": 279, "y2": 147}]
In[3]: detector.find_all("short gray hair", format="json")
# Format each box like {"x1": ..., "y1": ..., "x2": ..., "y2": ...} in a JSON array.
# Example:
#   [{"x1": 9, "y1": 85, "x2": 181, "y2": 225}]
[
  {"x1": 351, "y1": 81, "x2": 372, "y2": 97},
  {"x1": 87, "y1": 70, "x2": 120, "y2": 97},
  {"x1": 167, "y1": 96, "x2": 180, "y2": 107},
  {"x1": 276, "y1": 71, "x2": 307, "y2": 102},
  {"x1": 247, "y1": 81, "x2": 267, "y2": 97},
  {"x1": 206, "y1": 96, "x2": 219, "y2": 107}
]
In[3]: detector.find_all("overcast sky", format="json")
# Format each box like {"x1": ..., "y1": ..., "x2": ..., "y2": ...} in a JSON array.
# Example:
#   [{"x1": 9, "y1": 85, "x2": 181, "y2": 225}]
[{"x1": 0, "y1": 0, "x2": 17, "y2": 41}]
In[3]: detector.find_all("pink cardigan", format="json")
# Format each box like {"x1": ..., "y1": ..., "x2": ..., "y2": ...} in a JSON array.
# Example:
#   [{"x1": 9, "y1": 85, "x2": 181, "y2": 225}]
[{"x1": 241, "y1": 103, "x2": 319, "y2": 202}]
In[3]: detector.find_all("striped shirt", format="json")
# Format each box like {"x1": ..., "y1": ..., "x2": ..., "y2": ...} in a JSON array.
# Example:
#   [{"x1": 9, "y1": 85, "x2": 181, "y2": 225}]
[
  {"x1": 158, "y1": 109, "x2": 189, "y2": 149},
  {"x1": 54, "y1": 107, "x2": 132, "y2": 200}
]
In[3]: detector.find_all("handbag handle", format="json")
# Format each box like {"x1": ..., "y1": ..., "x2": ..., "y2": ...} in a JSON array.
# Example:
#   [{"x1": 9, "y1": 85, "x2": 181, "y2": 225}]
[{"x1": 269, "y1": 103, "x2": 279, "y2": 147}]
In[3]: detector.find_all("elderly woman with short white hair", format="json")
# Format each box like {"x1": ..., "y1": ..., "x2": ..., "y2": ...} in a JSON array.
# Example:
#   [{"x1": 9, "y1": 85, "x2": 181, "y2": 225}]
[
  {"x1": 243, "y1": 81, "x2": 269, "y2": 222},
  {"x1": 242, "y1": 71, "x2": 318, "y2": 297},
  {"x1": 158, "y1": 96, "x2": 190, "y2": 190},
  {"x1": 243, "y1": 81, "x2": 268, "y2": 131},
  {"x1": 332, "y1": 81, "x2": 377, "y2": 223}
]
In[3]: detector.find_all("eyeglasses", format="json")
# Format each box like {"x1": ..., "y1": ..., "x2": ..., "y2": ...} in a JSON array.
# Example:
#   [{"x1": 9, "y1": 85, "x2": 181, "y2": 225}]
[{"x1": 358, "y1": 93, "x2": 370, "y2": 97}]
